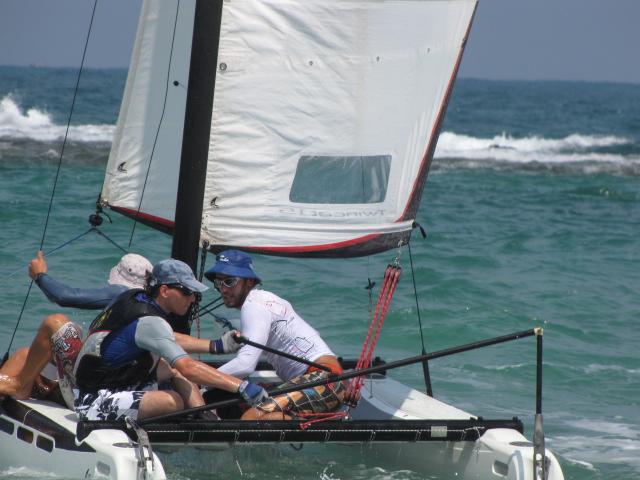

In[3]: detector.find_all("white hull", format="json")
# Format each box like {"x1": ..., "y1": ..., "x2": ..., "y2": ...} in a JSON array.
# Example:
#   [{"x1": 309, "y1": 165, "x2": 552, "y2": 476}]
[
  {"x1": 0, "y1": 398, "x2": 165, "y2": 479},
  {"x1": 0, "y1": 374, "x2": 563, "y2": 480}
]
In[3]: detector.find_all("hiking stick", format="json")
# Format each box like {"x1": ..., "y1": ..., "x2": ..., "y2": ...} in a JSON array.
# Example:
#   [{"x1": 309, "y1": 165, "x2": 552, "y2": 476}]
[{"x1": 137, "y1": 327, "x2": 539, "y2": 425}]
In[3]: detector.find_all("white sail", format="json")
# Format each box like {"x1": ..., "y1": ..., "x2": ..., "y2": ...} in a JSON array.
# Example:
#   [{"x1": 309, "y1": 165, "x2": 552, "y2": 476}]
[{"x1": 102, "y1": 0, "x2": 477, "y2": 255}]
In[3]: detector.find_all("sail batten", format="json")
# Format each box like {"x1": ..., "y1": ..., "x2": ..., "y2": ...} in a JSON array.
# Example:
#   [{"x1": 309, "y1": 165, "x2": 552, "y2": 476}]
[{"x1": 102, "y1": 0, "x2": 477, "y2": 258}]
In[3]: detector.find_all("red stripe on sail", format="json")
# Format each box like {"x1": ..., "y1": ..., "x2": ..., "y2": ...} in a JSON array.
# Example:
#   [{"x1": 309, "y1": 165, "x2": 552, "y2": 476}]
[
  {"x1": 399, "y1": 3, "x2": 478, "y2": 222},
  {"x1": 110, "y1": 206, "x2": 175, "y2": 228}
]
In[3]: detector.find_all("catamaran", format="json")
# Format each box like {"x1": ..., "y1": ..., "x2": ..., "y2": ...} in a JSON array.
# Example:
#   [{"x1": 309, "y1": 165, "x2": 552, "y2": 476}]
[{"x1": 0, "y1": 1, "x2": 565, "y2": 479}]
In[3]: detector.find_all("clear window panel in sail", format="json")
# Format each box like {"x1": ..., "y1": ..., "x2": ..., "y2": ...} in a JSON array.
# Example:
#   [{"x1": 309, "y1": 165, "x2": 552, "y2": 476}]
[{"x1": 289, "y1": 155, "x2": 391, "y2": 204}]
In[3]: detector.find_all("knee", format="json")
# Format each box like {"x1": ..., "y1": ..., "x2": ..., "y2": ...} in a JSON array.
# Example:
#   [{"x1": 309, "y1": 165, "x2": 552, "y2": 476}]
[
  {"x1": 168, "y1": 391, "x2": 185, "y2": 410},
  {"x1": 42, "y1": 313, "x2": 71, "y2": 333},
  {"x1": 241, "y1": 408, "x2": 261, "y2": 420},
  {"x1": 241, "y1": 409, "x2": 291, "y2": 421},
  {"x1": 15, "y1": 347, "x2": 30, "y2": 362}
]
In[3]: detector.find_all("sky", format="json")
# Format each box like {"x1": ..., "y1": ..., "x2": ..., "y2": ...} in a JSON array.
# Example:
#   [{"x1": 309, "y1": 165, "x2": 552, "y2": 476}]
[{"x1": 1, "y1": 0, "x2": 639, "y2": 84}]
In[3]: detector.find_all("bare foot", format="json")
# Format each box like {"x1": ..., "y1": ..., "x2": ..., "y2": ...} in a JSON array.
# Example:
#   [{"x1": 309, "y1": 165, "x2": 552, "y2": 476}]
[{"x1": 0, "y1": 374, "x2": 32, "y2": 400}]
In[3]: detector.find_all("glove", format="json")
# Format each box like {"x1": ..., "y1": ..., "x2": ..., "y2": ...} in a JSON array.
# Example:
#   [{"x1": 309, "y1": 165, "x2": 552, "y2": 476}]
[
  {"x1": 209, "y1": 330, "x2": 241, "y2": 354},
  {"x1": 238, "y1": 380, "x2": 269, "y2": 406}
]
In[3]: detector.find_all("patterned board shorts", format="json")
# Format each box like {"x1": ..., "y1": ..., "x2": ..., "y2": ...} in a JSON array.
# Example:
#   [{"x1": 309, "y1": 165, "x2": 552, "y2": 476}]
[
  {"x1": 75, "y1": 381, "x2": 158, "y2": 421},
  {"x1": 50, "y1": 322, "x2": 83, "y2": 409},
  {"x1": 255, "y1": 370, "x2": 345, "y2": 417}
]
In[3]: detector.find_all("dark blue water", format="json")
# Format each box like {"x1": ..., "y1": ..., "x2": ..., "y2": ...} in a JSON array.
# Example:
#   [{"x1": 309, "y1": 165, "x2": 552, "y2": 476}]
[{"x1": 1, "y1": 66, "x2": 639, "y2": 479}]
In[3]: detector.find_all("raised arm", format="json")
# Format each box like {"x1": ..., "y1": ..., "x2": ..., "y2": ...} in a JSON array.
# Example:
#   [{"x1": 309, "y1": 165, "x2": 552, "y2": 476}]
[
  {"x1": 29, "y1": 251, "x2": 127, "y2": 309},
  {"x1": 35, "y1": 274, "x2": 127, "y2": 309}
]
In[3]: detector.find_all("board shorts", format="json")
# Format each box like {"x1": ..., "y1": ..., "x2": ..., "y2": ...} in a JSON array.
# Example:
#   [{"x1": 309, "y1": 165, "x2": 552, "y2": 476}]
[
  {"x1": 49, "y1": 321, "x2": 83, "y2": 409},
  {"x1": 75, "y1": 380, "x2": 158, "y2": 421},
  {"x1": 255, "y1": 370, "x2": 345, "y2": 417}
]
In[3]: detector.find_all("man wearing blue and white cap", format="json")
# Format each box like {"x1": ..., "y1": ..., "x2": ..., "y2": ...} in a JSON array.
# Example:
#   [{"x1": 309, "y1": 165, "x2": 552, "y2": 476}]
[
  {"x1": 73, "y1": 258, "x2": 269, "y2": 421},
  {"x1": 205, "y1": 250, "x2": 345, "y2": 421}
]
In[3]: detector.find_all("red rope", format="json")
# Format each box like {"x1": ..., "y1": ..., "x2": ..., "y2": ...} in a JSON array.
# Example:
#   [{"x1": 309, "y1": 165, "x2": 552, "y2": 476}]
[
  {"x1": 345, "y1": 264, "x2": 401, "y2": 404},
  {"x1": 298, "y1": 411, "x2": 348, "y2": 430},
  {"x1": 295, "y1": 262, "x2": 401, "y2": 430}
]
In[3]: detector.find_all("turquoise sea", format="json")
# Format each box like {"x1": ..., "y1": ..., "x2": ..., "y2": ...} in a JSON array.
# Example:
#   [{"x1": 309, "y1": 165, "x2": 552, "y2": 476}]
[{"x1": 0, "y1": 66, "x2": 639, "y2": 479}]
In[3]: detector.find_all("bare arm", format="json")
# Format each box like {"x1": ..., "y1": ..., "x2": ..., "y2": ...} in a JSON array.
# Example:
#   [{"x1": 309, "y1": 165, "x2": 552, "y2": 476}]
[
  {"x1": 173, "y1": 356, "x2": 242, "y2": 393},
  {"x1": 174, "y1": 332, "x2": 210, "y2": 354},
  {"x1": 30, "y1": 251, "x2": 127, "y2": 309},
  {"x1": 175, "y1": 331, "x2": 242, "y2": 355}
]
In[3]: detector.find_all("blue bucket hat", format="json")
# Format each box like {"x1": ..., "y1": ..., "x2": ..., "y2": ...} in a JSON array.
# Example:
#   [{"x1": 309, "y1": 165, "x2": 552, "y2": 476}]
[
  {"x1": 205, "y1": 250, "x2": 261, "y2": 283},
  {"x1": 150, "y1": 259, "x2": 208, "y2": 293}
]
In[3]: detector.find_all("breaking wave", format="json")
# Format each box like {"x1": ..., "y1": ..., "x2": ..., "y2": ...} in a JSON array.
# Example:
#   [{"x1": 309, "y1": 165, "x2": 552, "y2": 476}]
[
  {"x1": 434, "y1": 131, "x2": 640, "y2": 174},
  {"x1": 0, "y1": 96, "x2": 114, "y2": 143},
  {"x1": 3, "y1": 94, "x2": 640, "y2": 174}
]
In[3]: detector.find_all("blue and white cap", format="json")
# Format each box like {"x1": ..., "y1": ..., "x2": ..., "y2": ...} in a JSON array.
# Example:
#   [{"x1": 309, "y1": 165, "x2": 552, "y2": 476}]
[
  {"x1": 150, "y1": 259, "x2": 208, "y2": 293},
  {"x1": 204, "y1": 250, "x2": 261, "y2": 282}
]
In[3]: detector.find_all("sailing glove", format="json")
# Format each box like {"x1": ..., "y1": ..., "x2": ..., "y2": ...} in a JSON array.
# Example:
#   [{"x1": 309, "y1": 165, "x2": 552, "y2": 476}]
[
  {"x1": 209, "y1": 330, "x2": 241, "y2": 354},
  {"x1": 238, "y1": 380, "x2": 269, "y2": 406}
]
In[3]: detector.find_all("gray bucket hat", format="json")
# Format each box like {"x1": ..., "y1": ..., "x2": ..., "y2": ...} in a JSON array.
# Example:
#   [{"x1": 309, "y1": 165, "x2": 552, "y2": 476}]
[{"x1": 108, "y1": 253, "x2": 153, "y2": 289}]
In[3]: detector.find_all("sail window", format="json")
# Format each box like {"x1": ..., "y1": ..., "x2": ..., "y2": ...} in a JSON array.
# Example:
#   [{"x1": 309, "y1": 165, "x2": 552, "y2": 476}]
[{"x1": 289, "y1": 155, "x2": 391, "y2": 204}]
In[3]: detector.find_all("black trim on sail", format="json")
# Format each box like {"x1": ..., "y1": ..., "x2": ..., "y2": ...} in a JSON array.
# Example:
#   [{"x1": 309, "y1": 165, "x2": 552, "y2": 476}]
[
  {"x1": 207, "y1": 230, "x2": 413, "y2": 259},
  {"x1": 77, "y1": 418, "x2": 523, "y2": 444},
  {"x1": 107, "y1": 209, "x2": 413, "y2": 259},
  {"x1": 171, "y1": 0, "x2": 224, "y2": 269},
  {"x1": 0, "y1": 398, "x2": 95, "y2": 453}
]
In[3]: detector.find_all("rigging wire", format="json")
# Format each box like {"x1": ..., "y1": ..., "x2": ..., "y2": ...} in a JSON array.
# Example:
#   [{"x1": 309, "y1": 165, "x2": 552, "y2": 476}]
[
  {"x1": 408, "y1": 240, "x2": 433, "y2": 396},
  {"x1": 127, "y1": 1, "x2": 181, "y2": 249},
  {"x1": 2, "y1": 0, "x2": 99, "y2": 361},
  {"x1": 191, "y1": 238, "x2": 211, "y2": 341},
  {"x1": 4, "y1": 228, "x2": 94, "y2": 280}
]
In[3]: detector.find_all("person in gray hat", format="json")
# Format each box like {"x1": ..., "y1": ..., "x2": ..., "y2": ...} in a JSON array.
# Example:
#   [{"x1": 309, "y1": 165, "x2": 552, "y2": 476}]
[
  {"x1": 0, "y1": 251, "x2": 153, "y2": 406},
  {"x1": 29, "y1": 250, "x2": 153, "y2": 309},
  {"x1": 0, "y1": 258, "x2": 247, "y2": 416},
  {"x1": 72, "y1": 259, "x2": 269, "y2": 421}
]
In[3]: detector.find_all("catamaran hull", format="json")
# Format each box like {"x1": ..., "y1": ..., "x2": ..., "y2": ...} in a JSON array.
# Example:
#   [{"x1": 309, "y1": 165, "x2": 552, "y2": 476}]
[
  {"x1": 0, "y1": 376, "x2": 562, "y2": 479},
  {"x1": 360, "y1": 429, "x2": 564, "y2": 480},
  {"x1": 0, "y1": 398, "x2": 166, "y2": 480}
]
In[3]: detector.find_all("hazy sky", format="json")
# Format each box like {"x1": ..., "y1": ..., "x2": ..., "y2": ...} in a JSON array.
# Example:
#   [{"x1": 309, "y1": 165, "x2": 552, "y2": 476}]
[{"x1": 1, "y1": 0, "x2": 639, "y2": 84}]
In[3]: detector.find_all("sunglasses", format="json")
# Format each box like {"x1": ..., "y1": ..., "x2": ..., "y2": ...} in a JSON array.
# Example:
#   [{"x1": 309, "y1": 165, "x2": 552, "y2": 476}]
[
  {"x1": 167, "y1": 284, "x2": 196, "y2": 296},
  {"x1": 213, "y1": 277, "x2": 240, "y2": 290}
]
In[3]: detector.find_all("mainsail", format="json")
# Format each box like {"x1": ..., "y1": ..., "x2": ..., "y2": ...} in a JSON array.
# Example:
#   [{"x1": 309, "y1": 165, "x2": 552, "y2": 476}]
[{"x1": 101, "y1": 0, "x2": 477, "y2": 257}]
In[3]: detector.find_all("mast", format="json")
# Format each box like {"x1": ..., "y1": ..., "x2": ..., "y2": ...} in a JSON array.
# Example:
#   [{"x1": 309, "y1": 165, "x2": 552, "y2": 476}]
[{"x1": 171, "y1": 0, "x2": 223, "y2": 269}]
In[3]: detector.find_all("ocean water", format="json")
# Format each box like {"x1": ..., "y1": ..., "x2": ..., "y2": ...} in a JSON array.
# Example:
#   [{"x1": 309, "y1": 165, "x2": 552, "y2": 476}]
[{"x1": 0, "y1": 66, "x2": 639, "y2": 479}]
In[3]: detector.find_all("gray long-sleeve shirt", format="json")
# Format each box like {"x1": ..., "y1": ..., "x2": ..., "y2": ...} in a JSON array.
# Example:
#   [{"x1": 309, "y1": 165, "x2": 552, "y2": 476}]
[{"x1": 35, "y1": 273, "x2": 128, "y2": 310}]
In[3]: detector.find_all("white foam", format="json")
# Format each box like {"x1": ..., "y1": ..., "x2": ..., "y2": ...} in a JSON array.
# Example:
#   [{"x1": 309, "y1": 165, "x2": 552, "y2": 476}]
[
  {"x1": 0, "y1": 96, "x2": 114, "y2": 143},
  {"x1": 435, "y1": 131, "x2": 638, "y2": 165},
  {"x1": 553, "y1": 433, "x2": 640, "y2": 470},
  {"x1": 570, "y1": 419, "x2": 639, "y2": 439},
  {"x1": 584, "y1": 363, "x2": 640, "y2": 375},
  {"x1": 0, "y1": 465, "x2": 61, "y2": 478}
]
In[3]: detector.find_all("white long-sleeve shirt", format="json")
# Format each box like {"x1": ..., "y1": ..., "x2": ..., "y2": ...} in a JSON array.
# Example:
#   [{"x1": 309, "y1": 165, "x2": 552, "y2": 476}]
[{"x1": 217, "y1": 289, "x2": 333, "y2": 381}]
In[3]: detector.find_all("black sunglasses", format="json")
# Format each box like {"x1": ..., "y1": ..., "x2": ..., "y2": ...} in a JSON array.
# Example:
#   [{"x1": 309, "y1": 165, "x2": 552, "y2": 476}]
[{"x1": 167, "y1": 284, "x2": 196, "y2": 296}]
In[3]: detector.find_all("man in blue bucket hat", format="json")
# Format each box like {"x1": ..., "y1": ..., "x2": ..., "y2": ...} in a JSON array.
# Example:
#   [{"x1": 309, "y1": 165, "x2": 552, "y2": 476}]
[{"x1": 204, "y1": 250, "x2": 345, "y2": 421}]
